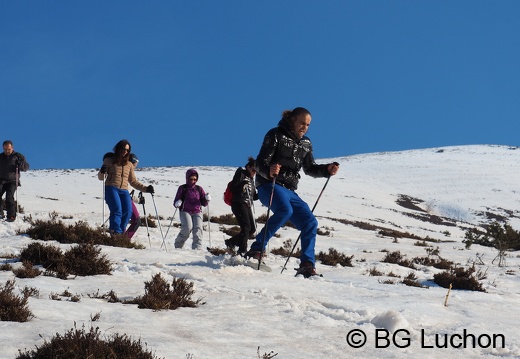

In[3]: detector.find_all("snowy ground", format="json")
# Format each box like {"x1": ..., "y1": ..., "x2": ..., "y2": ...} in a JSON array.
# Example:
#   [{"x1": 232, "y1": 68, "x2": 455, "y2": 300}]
[{"x1": 1, "y1": 144, "x2": 520, "y2": 358}]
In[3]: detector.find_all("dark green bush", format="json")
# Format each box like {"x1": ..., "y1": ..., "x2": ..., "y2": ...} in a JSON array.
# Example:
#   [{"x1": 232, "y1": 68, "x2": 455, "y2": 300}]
[{"x1": 464, "y1": 221, "x2": 520, "y2": 250}]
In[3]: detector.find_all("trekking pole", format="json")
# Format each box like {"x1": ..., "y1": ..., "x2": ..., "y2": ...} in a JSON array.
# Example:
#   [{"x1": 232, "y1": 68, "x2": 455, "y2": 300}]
[
  {"x1": 163, "y1": 207, "x2": 178, "y2": 241},
  {"x1": 138, "y1": 192, "x2": 152, "y2": 248},
  {"x1": 252, "y1": 200, "x2": 257, "y2": 237},
  {"x1": 207, "y1": 203, "x2": 212, "y2": 247},
  {"x1": 15, "y1": 165, "x2": 19, "y2": 215},
  {"x1": 280, "y1": 175, "x2": 333, "y2": 274},
  {"x1": 150, "y1": 193, "x2": 166, "y2": 250},
  {"x1": 258, "y1": 176, "x2": 277, "y2": 270},
  {"x1": 101, "y1": 175, "x2": 106, "y2": 233}
]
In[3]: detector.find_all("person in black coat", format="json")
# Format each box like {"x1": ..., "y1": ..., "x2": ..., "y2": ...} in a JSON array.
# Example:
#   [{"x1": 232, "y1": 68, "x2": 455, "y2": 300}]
[
  {"x1": 0, "y1": 140, "x2": 30, "y2": 222},
  {"x1": 225, "y1": 157, "x2": 258, "y2": 255},
  {"x1": 245, "y1": 107, "x2": 339, "y2": 277}
]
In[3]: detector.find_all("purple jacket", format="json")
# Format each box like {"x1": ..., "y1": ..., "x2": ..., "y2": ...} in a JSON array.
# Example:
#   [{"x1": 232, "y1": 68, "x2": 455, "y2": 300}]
[{"x1": 174, "y1": 168, "x2": 208, "y2": 214}]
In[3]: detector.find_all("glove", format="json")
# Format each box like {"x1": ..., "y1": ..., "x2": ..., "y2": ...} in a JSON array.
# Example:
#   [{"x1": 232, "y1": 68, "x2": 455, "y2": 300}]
[
  {"x1": 100, "y1": 165, "x2": 107, "y2": 174},
  {"x1": 15, "y1": 154, "x2": 23, "y2": 166},
  {"x1": 205, "y1": 193, "x2": 211, "y2": 201},
  {"x1": 174, "y1": 200, "x2": 182, "y2": 208},
  {"x1": 147, "y1": 185, "x2": 155, "y2": 194}
]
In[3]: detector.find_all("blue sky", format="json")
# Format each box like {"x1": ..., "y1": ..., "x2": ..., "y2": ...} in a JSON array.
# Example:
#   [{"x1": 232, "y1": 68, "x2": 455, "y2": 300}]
[{"x1": 1, "y1": 1, "x2": 520, "y2": 170}]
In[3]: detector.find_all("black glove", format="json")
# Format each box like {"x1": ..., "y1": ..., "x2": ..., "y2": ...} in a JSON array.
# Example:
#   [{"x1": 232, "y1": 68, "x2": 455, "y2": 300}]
[
  {"x1": 16, "y1": 154, "x2": 26, "y2": 166},
  {"x1": 100, "y1": 165, "x2": 107, "y2": 174},
  {"x1": 147, "y1": 185, "x2": 155, "y2": 194}
]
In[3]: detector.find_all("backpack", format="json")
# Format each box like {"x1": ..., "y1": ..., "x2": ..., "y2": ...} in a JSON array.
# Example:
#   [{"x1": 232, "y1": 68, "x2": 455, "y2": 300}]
[{"x1": 223, "y1": 181, "x2": 233, "y2": 206}]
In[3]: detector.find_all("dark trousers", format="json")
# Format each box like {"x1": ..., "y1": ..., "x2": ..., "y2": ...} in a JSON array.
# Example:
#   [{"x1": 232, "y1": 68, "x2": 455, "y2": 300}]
[
  {"x1": 0, "y1": 181, "x2": 17, "y2": 218},
  {"x1": 230, "y1": 202, "x2": 256, "y2": 253}
]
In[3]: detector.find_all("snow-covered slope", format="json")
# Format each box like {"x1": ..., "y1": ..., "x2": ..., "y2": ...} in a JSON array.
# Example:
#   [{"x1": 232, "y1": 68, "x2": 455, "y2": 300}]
[{"x1": 1, "y1": 145, "x2": 520, "y2": 358}]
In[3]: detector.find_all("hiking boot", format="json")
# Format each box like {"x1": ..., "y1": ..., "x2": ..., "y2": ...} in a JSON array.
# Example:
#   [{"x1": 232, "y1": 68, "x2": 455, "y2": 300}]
[
  {"x1": 295, "y1": 261, "x2": 319, "y2": 278},
  {"x1": 6, "y1": 216, "x2": 15, "y2": 223},
  {"x1": 224, "y1": 239, "x2": 235, "y2": 249},
  {"x1": 244, "y1": 249, "x2": 262, "y2": 260}
]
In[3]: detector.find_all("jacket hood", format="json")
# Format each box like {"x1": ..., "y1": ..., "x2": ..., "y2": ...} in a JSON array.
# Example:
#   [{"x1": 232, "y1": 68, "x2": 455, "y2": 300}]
[{"x1": 185, "y1": 168, "x2": 199, "y2": 184}]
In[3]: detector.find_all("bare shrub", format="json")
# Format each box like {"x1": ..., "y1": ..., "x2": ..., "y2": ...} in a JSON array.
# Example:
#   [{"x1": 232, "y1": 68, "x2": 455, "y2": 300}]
[
  {"x1": 433, "y1": 265, "x2": 485, "y2": 292},
  {"x1": 317, "y1": 227, "x2": 331, "y2": 236},
  {"x1": 401, "y1": 272, "x2": 424, "y2": 288},
  {"x1": 22, "y1": 216, "x2": 142, "y2": 249},
  {"x1": 1, "y1": 263, "x2": 13, "y2": 271},
  {"x1": 20, "y1": 242, "x2": 63, "y2": 272},
  {"x1": 210, "y1": 213, "x2": 238, "y2": 225},
  {"x1": 141, "y1": 215, "x2": 157, "y2": 228},
  {"x1": 256, "y1": 214, "x2": 267, "y2": 224},
  {"x1": 13, "y1": 261, "x2": 42, "y2": 278},
  {"x1": 368, "y1": 266, "x2": 384, "y2": 276},
  {"x1": 207, "y1": 247, "x2": 230, "y2": 256},
  {"x1": 0, "y1": 280, "x2": 34, "y2": 322},
  {"x1": 126, "y1": 274, "x2": 204, "y2": 311},
  {"x1": 413, "y1": 256, "x2": 453, "y2": 270},
  {"x1": 63, "y1": 243, "x2": 112, "y2": 276},
  {"x1": 316, "y1": 248, "x2": 353, "y2": 267},
  {"x1": 21, "y1": 286, "x2": 40, "y2": 298},
  {"x1": 382, "y1": 251, "x2": 417, "y2": 270},
  {"x1": 257, "y1": 346, "x2": 278, "y2": 358},
  {"x1": 222, "y1": 225, "x2": 240, "y2": 237},
  {"x1": 270, "y1": 239, "x2": 301, "y2": 258},
  {"x1": 16, "y1": 323, "x2": 163, "y2": 359},
  {"x1": 19, "y1": 242, "x2": 112, "y2": 279},
  {"x1": 87, "y1": 289, "x2": 121, "y2": 303}
]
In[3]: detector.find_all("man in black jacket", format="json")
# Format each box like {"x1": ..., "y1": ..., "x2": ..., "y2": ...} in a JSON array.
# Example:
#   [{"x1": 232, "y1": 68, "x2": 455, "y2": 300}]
[
  {"x1": 0, "y1": 140, "x2": 30, "y2": 221},
  {"x1": 245, "y1": 107, "x2": 339, "y2": 277}
]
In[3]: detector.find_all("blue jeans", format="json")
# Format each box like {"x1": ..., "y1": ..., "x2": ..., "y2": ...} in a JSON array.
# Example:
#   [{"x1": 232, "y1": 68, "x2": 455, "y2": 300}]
[
  {"x1": 105, "y1": 186, "x2": 132, "y2": 234},
  {"x1": 251, "y1": 183, "x2": 318, "y2": 265}
]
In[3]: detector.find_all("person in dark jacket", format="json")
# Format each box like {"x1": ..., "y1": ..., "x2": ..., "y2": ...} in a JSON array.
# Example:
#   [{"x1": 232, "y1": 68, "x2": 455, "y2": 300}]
[
  {"x1": 173, "y1": 168, "x2": 210, "y2": 250},
  {"x1": 0, "y1": 140, "x2": 30, "y2": 222},
  {"x1": 245, "y1": 107, "x2": 339, "y2": 277},
  {"x1": 225, "y1": 157, "x2": 258, "y2": 255}
]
